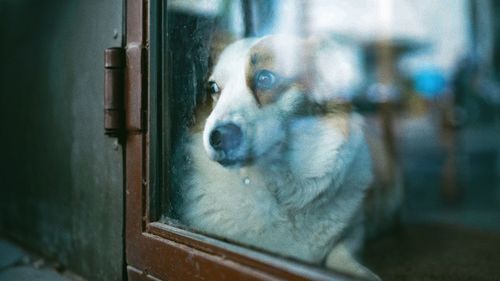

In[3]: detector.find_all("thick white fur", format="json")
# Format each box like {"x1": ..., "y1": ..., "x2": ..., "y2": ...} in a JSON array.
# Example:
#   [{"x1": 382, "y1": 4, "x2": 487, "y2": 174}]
[{"x1": 178, "y1": 36, "x2": 383, "y2": 280}]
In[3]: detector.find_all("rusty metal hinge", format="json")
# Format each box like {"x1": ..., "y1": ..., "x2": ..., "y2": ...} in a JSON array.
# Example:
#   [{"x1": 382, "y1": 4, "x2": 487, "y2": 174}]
[{"x1": 104, "y1": 47, "x2": 125, "y2": 136}]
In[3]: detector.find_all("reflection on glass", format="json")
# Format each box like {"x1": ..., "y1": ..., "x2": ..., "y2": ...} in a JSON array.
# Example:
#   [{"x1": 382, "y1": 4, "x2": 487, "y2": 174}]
[{"x1": 164, "y1": 1, "x2": 500, "y2": 280}]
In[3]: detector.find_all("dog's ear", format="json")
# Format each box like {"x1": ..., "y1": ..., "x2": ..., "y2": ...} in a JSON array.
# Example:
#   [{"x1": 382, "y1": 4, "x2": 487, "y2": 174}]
[
  {"x1": 303, "y1": 34, "x2": 364, "y2": 103},
  {"x1": 208, "y1": 31, "x2": 238, "y2": 72}
]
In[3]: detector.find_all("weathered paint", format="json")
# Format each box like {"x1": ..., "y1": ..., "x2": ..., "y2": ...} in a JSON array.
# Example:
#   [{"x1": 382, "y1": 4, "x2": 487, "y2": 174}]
[{"x1": 0, "y1": 1, "x2": 124, "y2": 281}]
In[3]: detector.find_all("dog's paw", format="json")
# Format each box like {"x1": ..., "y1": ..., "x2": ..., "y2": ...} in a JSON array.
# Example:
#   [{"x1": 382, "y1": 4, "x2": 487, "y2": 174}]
[{"x1": 325, "y1": 244, "x2": 381, "y2": 281}]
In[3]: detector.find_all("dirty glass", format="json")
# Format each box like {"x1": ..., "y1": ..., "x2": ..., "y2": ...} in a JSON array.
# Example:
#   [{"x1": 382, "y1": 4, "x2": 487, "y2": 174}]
[{"x1": 159, "y1": 1, "x2": 500, "y2": 279}]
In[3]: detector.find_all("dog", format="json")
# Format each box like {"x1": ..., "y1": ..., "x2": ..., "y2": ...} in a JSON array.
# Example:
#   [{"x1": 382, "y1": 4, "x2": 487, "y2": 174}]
[{"x1": 176, "y1": 35, "x2": 402, "y2": 280}]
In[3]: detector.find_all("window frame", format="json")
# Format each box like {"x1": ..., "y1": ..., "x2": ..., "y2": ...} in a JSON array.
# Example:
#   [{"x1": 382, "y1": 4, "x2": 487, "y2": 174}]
[{"x1": 124, "y1": 1, "x2": 355, "y2": 280}]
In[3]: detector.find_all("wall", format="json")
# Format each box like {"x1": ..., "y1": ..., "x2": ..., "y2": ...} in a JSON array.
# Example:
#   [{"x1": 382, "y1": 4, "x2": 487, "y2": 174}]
[{"x1": 0, "y1": 1, "x2": 124, "y2": 280}]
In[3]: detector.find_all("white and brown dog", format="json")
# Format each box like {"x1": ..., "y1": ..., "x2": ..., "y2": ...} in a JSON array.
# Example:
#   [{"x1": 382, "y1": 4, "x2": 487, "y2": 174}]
[{"x1": 177, "y1": 35, "x2": 402, "y2": 280}]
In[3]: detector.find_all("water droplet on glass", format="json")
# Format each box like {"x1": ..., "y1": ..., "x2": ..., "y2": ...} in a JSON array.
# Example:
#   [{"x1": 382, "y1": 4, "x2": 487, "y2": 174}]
[{"x1": 243, "y1": 177, "x2": 250, "y2": 185}]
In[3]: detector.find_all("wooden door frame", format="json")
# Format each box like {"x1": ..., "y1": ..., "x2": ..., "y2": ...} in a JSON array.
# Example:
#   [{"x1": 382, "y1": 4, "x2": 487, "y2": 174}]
[{"x1": 124, "y1": 1, "x2": 353, "y2": 280}]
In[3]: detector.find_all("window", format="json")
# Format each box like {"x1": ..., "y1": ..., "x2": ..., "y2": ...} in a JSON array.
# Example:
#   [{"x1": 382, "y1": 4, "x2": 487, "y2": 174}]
[{"x1": 126, "y1": 1, "x2": 500, "y2": 280}]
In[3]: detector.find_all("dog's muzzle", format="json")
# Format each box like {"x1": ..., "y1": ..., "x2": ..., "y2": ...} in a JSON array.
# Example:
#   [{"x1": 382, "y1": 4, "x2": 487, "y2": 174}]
[{"x1": 208, "y1": 122, "x2": 245, "y2": 166}]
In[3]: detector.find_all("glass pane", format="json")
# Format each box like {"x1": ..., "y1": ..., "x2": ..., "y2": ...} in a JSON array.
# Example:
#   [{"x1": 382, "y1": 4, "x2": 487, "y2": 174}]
[{"x1": 160, "y1": 1, "x2": 500, "y2": 279}]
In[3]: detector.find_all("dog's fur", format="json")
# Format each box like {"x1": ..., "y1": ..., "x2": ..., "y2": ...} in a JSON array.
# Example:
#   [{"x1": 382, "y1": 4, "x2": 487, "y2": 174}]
[{"x1": 176, "y1": 35, "x2": 402, "y2": 280}]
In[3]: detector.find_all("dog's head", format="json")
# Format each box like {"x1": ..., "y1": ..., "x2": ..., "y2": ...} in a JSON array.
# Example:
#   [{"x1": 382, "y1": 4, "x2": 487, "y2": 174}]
[{"x1": 202, "y1": 35, "x2": 346, "y2": 168}]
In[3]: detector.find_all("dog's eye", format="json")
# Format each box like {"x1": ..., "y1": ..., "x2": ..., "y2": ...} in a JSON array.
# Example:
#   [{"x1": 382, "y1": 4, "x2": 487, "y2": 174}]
[
  {"x1": 207, "y1": 81, "x2": 220, "y2": 95},
  {"x1": 254, "y1": 70, "x2": 278, "y2": 90}
]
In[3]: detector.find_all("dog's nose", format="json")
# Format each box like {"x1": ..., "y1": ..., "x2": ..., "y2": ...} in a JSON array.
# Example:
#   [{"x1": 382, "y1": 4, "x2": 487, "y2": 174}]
[{"x1": 209, "y1": 123, "x2": 243, "y2": 153}]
